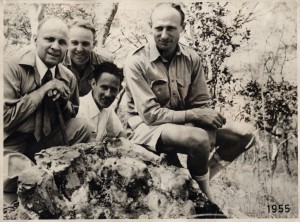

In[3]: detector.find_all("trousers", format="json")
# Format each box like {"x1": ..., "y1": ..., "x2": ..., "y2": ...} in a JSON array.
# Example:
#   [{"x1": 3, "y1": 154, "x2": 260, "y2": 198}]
[{"x1": 3, "y1": 118, "x2": 92, "y2": 193}]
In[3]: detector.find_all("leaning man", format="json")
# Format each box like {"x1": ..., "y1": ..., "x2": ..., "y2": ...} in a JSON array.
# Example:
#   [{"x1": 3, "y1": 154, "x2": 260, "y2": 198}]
[
  {"x1": 3, "y1": 18, "x2": 91, "y2": 203},
  {"x1": 124, "y1": 3, "x2": 254, "y2": 203}
]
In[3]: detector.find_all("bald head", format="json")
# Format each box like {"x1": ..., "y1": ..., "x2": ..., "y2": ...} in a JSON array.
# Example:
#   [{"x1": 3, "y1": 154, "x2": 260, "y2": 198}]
[
  {"x1": 37, "y1": 17, "x2": 68, "y2": 33},
  {"x1": 150, "y1": 3, "x2": 185, "y2": 27},
  {"x1": 34, "y1": 17, "x2": 69, "y2": 68}
]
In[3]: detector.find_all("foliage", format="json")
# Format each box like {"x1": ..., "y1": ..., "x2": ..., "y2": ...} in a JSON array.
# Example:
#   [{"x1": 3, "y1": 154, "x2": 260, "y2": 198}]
[
  {"x1": 185, "y1": 2, "x2": 255, "y2": 101},
  {"x1": 240, "y1": 79, "x2": 297, "y2": 137},
  {"x1": 4, "y1": 4, "x2": 31, "y2": 46}
]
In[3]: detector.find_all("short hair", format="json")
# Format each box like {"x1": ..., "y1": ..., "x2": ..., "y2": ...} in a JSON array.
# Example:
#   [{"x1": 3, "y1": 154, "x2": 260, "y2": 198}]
[
  {"x1": 149, "y1": 2, "x2": 185, "y2": 27},
  {"x1": 69, "y1": 18, "x2": 96, "y2": 40},
  {"x1": 93, "y1": 62, "x2": 124, "y2": 84}
]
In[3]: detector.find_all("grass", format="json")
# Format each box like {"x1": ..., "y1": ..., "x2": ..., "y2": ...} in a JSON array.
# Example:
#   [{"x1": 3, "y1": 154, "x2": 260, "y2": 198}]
[{"x1": 211, "y1": 153, "x2": 298, "y2": 218}]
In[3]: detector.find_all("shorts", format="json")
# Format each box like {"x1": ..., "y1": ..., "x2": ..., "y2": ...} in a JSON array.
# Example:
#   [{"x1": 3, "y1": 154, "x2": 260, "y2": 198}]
[{"x1": 128, "y1": 123, "x2": 216, "y2": 153}]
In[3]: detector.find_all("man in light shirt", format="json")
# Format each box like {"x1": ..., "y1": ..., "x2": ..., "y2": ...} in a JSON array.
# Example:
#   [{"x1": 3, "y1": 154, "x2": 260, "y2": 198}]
[{"x1": 77, "y1": 62, "x2": 126, "y2": 141}]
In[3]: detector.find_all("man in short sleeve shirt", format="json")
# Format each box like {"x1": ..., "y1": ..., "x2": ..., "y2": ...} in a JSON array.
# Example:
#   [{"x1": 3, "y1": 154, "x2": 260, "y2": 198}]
[{"x1": 124, "y1": 3, "x2": 255, "y2": 203}]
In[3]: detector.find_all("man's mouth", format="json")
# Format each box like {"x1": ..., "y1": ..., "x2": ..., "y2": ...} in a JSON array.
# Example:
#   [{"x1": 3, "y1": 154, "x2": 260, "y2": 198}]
[
  {"x1": 48, "y1": 52, "x2": 60, "y2": 58},
  {"x1": 159, "y1": 40, "x2": 170, "y2": 43},
  {"x1": 74, "y1": 53, "x2": 87, "y2": 60},
  {"x1": 101, "y1": 98, "x2": 113, "y2": 105}
]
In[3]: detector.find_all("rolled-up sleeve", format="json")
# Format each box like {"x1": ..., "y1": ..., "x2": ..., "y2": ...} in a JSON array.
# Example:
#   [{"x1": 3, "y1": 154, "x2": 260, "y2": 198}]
[
  {"x1": 3, "y1": 62, "x2": 43, "y2": 131},
  {"x1": 124, "y1": 56, "x2": 186, "y2": 126}
]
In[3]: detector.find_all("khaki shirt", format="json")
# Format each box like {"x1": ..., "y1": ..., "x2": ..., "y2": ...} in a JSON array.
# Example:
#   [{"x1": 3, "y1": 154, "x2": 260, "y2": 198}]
[
  {"x1": 124, "y1": 39, "x2": 210, "y2": 129},
  {"x1": 4, "y1": 47, "x2": 79, "y2": 140}
]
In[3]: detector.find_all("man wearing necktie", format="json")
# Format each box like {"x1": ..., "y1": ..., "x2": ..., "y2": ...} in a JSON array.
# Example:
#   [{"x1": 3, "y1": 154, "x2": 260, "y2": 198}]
[{"x1": 3, "y1": 17, "x2": 92, "y2": 203}]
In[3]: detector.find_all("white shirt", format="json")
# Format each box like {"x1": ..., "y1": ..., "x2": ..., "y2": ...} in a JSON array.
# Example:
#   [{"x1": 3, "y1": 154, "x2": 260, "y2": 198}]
[
  {"x1": 36, "y1": 55, "x2": 56, "y2": 81},
  {"x1": 77, "y1": 91, "x2": 124, "y2": 141}
]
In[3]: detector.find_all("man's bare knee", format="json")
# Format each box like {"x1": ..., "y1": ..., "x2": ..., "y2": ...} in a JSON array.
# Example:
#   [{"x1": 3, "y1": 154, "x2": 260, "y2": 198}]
[
  {"x1": 159, "y1": 125, "x2": 211, "y2": 159},
  {"x1": 186, "y1": 130, "x2": 210, "y2": 158}
]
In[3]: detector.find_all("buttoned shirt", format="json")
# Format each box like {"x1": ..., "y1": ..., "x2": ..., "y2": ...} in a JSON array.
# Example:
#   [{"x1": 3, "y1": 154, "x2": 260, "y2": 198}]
[
  {"x1": 77, "y1": 91, "x2": 124, "y2": 141},
  {"x1": 36, "y1": 55, "x2": 55, "y2": 81},
  {"x1": 124, "y1": 39, "x2": 210, "y2": 129},
  {"x1": 62, "y1": 50, "x2": 112, "y2": 96},
  {"x1": 4, "y1": 47, "x2": 79, "y2": 140}
]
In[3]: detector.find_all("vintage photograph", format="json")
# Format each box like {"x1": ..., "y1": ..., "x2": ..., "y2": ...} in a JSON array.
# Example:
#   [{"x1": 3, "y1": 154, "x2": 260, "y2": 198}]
[{"x1": 2, "y1": 0, "x2": 298, "y2": 220}]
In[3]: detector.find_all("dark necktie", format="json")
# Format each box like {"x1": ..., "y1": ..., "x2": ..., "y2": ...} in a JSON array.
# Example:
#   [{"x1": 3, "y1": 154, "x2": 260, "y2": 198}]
[
  {"x1": 42, "y1": 69, "x2": 53, "y2": 85},
  {"x1": 34, "y1": 69, "x2": 53, "y2": 141}
]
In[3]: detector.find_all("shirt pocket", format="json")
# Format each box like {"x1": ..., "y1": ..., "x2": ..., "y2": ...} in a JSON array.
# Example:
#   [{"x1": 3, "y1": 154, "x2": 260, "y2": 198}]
[
  {"x1": 150, "y1": 79, "x2": 170, "y2": 106},
  {"x1": 176, "y1": 76, "x2": 191, "y2": 101}
]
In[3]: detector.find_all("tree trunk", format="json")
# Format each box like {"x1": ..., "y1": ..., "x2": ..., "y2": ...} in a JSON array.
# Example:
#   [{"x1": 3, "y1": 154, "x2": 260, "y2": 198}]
[
  {"x1": 101, "y1": 3, "x2": 119, "y2": 46},
  {"x1": 28, "y1": 4, "x2": 45, "y2": 44}
]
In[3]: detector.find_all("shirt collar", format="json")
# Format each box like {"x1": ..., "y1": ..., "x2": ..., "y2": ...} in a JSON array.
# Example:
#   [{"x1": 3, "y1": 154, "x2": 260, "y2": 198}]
[
  {"x1": 86, "y1": 91, "x2": 101, "y2": 118},
  {"x1": 149, "y1": 38, "x2": 189, "y2": 62},
  {"x1": 35, "y1": 55, "x2": 56, "y2": 80}
]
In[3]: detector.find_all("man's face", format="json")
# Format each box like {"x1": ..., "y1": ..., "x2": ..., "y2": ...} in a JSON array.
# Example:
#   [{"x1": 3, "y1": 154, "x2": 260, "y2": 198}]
[
  {"x1": 151, "y1": 6, "x2": 183, "y2": 55},
  {"x1": 69, "y1": 26, "x2": 94, "y2": 67},
  {"x1": 91, "y1": 72, "x2": 121, "y2": 109},
  {"x1": 35, "y1": 19, "x2": 69, "y2": 68}
]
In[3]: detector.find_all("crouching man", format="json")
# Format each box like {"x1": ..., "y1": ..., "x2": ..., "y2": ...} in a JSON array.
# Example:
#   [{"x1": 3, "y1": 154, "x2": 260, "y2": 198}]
[
  {"x1": 124, "y1": 3, "x2": 255, "y2": 203},
  {"x1": 3, "y1": 18, "x2": 92, "y2": 204},
  {"x1": 77, "y1": 62, "x2": 126, "y2": 141}
]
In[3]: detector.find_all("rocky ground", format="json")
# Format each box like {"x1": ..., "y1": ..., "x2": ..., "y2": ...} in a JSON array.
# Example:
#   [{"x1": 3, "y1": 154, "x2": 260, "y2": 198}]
[{"x1": 4, "y1": 138, "x2": 226, "y2": 220}]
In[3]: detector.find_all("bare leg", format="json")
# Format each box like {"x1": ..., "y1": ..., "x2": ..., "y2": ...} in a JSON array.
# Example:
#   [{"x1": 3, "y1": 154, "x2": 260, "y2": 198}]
[
  {"x1": 157, "y1": 124, "x2": 214, "y2": 202},
  {"x1": 215, "y1": 128, "x2": 253, "y2": 162},
  {"x1": 209, "y1": 123, "x2": 255, "y2": 179}
]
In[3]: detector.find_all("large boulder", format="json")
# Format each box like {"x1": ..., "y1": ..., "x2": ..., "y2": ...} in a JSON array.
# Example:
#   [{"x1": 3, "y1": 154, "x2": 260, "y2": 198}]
[{"x1": 9, "y1": 138, "x2": 225, "y2": 219}]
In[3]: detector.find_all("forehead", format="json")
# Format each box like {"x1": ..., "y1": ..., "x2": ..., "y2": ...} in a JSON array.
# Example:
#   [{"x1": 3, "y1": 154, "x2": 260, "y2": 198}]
[
  {"x1": 69, "y1": 26, "x2": 94, "y2": 40},
  {"x1": 96, "y1": 72, "x2": 120, "y2": 85},
  {"x1": 38, "y1": 20, "x2": 69, "y2": 38},
  {"x1": 151, "y1": 6, "x2": 182, "y2": 26}
]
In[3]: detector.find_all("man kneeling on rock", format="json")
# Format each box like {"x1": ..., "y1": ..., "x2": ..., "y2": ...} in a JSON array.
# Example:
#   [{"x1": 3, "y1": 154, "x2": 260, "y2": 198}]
[
  {"x1": 124, "y1": 3, "x2": 255, "y2": 203},
  {"x1": 77, "y1": 62, "x2": 126, "y2": 141},
  {"x1": 3, "y1": 18, "x2": 92, "y2": 204}
]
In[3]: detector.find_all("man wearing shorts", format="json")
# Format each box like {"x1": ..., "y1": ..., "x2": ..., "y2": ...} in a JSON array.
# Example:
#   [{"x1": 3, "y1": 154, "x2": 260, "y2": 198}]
[{"x1": 124, "y1": 3, "x2": 254, "y2": 202}]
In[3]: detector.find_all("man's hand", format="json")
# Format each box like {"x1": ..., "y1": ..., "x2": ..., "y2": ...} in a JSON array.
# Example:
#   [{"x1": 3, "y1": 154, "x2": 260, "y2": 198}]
[
  {"x1": 38, "y1": 79, "x2": 70, "y2": 102},
  {"x1": 186, "y1": 108, "x2": 226, "y2": 130}
]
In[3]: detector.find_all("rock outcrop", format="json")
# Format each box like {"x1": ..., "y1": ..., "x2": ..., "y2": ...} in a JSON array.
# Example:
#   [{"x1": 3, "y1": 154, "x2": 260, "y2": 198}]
[{"x1": 7, "y1": 138, "x2": 225, "y2": 219}]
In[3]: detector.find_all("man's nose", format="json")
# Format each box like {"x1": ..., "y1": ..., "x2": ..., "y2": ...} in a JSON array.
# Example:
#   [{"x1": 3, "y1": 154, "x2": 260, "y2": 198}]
[
  {"x1": 104, "y1": 89, "x2": 111, "y2": 97},
  {"x1": 161, "y1": 28, "x2": 168, "y2": 39},
  {"x1": 51, "y1": 41, "x2": 60, "y2": 50},
  {"x1": 76, "y1": 44, "x2": 83, "y2": 52}
]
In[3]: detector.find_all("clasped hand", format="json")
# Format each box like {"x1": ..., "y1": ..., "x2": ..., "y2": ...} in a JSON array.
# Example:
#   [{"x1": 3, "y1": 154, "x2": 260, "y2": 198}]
[
  {"x1": 44, "y1": 79, "x2": 70, "y2": 105},
  {"x1": 191, "y1": 108, "x2": 226, "y2": 130}
]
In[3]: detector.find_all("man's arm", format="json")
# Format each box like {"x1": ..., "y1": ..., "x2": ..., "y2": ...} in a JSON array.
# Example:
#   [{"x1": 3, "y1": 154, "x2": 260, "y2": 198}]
[
  {"x1": 124, "y1": 56, "x2": 187, "y2": 126},
  {"x1": 185, "y1": 54, "x2": 226, "y2": 129},
  {"x1": 3, "y1": 62, "x2": 43, "y2": 131},
  {"x1": 59, "y1": 73, "x2": 79, "y2": 118}
]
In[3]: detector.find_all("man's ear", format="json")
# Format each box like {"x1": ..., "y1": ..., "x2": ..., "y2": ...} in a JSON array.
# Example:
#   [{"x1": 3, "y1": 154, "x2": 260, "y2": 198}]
[
  {"x1": 90, "y1": 78, "x2": 96, "y2": 88},
  {"x1": 93, "y1": 40, "x2": 97, "y2": 48},
  {"x1": 180, "y1": 22, "x2": 186, "y2": 33},
  {"x1": 33, "y1": 34, "x2": 38, "y2": 44}
]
